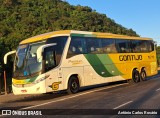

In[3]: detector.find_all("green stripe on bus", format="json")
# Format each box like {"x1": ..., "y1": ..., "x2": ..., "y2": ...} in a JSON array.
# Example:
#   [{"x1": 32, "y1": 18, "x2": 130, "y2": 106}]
[
  {"x1": 96, "y1": 54, "x2": 123, "y2": 76},
  {"x1": 21, "y1": 76, "x2": 37, "y2": 84},
  {"x1": 28, "y1": 76, "x2": 38, "y2": 82},
  {"x1": 84, "y1": 54, "x2": 123, "y2": 77},
  {"x1": 71, "y1": 33, "x2": 96, "y2": 37}
]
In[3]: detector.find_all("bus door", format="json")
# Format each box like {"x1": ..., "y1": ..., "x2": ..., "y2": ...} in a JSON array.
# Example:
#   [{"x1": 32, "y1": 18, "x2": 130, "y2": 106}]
[{"x1": 42, "y1": 46, "x2": 59, "y2": 92}]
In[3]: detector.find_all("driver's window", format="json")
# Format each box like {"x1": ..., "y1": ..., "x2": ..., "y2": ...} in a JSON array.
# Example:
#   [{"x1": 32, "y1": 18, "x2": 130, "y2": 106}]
[{"x1": 44, "y1": 50, "x2": 55, "y2": 72}]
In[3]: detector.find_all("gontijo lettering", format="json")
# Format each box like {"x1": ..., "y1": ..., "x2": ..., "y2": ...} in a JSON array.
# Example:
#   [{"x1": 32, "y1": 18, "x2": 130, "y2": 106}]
[{"x1": 119, "y1": 55, "x2": 142, "y2": 61}]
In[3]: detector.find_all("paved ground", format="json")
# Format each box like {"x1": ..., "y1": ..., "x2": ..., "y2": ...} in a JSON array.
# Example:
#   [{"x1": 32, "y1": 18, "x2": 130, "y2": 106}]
[
  {"x1": 1, "y1": 73, "x2": 160, "y2": 117},
  {"x1": 0, "y1": 68, "x2": 159, "y2": 102},
  {"x1": 0, "y1": 93, "x2": 42, "y2": 103}
]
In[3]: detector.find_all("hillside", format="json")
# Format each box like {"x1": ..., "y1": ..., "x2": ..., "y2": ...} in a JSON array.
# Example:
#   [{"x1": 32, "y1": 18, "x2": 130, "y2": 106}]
[{"x1": 0, "y1": 0, "x2": 139, "y2": 76}]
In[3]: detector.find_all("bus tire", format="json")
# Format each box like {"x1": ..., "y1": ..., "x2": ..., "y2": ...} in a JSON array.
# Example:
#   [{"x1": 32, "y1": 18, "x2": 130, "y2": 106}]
[
  {"x1": 140, "y1": 69, "x2": 147, "y2": 81},
  {"x1": 132, "y1": 69, "x2": 140, "y2": 83},
  {"x1": 67, "y1": 76, "x2": 79, "y2": 94}
]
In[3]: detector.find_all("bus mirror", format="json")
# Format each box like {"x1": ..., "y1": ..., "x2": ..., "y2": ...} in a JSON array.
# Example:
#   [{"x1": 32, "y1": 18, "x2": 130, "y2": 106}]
[
  {"x1": 37, "y1": 43, "x2": 57, "y2": 62},
  {"x1": 4, "y1": 50, "x2": 16, "y2": 64}
]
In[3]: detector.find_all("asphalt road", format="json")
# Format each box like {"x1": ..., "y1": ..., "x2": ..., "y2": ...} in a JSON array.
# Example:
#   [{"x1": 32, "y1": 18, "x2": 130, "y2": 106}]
[{"x1": 1, "y1": 74, "x2": 160, "y2": 118}]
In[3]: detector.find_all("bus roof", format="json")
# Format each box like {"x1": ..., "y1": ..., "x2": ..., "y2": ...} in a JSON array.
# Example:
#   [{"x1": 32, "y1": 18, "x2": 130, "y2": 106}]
[{"x1": 20, "y1": 30, "x2": 152, "y2": 44}]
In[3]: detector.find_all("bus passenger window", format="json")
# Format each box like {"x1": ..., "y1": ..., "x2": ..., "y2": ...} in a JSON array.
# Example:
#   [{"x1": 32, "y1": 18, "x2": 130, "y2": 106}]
[
  {"x1": 67, "y1": 37, "x2": 86, "y2": 58},
  {"x1": 116, "y1": 39, "x2": 131, "y2": 53},
  {"x1": 131, "y1": 40, "x2": 141, "y2": 53},
  {"x1": 46, "y1": 36, "x2": 68, "y2": 65},
  {"x1": 70, "y1": 46, "x2": 76, "y2": 53},
  {"x1": 86, "y1": 38, "x2": 102, "y2": 54},
  {"x1": 148, "y1": 41, "x2": 154, "y2": 52},
  {"x1": 101, "y1": 39, "x2": 117, "y2": 53}
]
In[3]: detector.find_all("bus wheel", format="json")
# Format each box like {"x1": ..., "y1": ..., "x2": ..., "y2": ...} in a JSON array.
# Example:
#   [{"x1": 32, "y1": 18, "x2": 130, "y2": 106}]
[
  {"x1": 140, "y1": 69, "x2": 147, "y2": 81},
  {"x1": 67, "y1": 76, "x2": 79, "y2": 94},
  {"x1": 132, "y1": 69, "x2": 140, "y2": 83}
]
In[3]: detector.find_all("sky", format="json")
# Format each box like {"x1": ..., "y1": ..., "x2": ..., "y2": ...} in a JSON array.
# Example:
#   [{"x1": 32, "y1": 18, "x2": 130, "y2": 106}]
[{"x1": 66, "y1": 0, "x2": 160, "y2": 45}]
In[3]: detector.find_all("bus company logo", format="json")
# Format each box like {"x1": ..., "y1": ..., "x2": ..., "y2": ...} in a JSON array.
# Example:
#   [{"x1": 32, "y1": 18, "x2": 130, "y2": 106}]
[
  {"x1": 68, "y1": 60, "x2": 83, "y2": 65},
  {"x1": 119, "y1": 55, "x2": 142, "y2": 61},
  {"x1": 2, "y1": 110, "x2": 11, "y2": 115},
  {"x1": 52, "y1": 81, "x2": 62, "y2": 90},
  {"x1": 21, "y1": 89, "x2": 27, "y2": 93}
]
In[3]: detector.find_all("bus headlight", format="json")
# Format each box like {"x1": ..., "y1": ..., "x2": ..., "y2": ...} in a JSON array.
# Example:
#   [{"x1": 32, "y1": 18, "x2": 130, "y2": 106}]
[{"x1": 33, "y1": 75, "x2": 50, "y2": 84}]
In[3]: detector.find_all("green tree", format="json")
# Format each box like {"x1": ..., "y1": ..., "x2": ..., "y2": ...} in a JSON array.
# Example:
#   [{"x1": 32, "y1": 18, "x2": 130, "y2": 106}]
[{"x1": 0, "y1": 0, "x2": 139, "y2": 84}]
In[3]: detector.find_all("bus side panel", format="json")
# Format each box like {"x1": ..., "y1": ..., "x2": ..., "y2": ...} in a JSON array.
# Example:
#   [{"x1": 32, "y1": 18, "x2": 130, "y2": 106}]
[
  {"x1": 45, "y1": 69, "x2": 60, "y2": 92},
  {"x1": 62, "y1": 67, "x2": 84, "y2": 90},
  {"x1": 83, "y1": 54, "x2": 125, "y2": 85},
  {"x1": 62, "y1": 54, "x2": 115, "y2": 89},
  {"x1": 108, "y1": 52, "x2": 158, "y2": 80}
]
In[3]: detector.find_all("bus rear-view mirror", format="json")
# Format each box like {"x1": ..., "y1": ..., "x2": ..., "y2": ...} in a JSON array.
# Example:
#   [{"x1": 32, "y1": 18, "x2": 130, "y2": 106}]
[{"x1": 36, "y1": 43, "x2": 57, "y2": 62}]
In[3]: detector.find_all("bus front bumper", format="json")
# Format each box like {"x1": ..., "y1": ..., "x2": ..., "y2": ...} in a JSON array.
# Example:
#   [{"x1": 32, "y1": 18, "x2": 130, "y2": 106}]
[{"x1": 12, "y1": 81, "x2": 46, "y2": 95}]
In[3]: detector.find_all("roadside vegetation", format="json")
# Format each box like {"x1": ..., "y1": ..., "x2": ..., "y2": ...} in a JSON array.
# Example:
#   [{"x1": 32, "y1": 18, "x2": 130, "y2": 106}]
[
  {"x1": 156, "y1": 46, "x2": 160, "y2": 66},
  {"x1": 0, "y1": 0, "x2": 146, "y2": 93}
]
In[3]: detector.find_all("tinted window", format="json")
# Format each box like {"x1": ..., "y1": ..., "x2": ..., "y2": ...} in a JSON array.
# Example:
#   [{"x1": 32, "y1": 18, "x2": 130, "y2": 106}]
[
  {"x1": 46, "y1": 36, "x2": 68, "y2": 64},
  {"x1": 67, "y1": 37, "x2": 86, "y2": 58},
  {"x1": 101, "y1": 39, "x2": 117, "y2": 53},
  {"x1": 147, "y1": 41, "x2": 154, "y2": 52},
  {"x1": 46, "y1": 36, "x2": 68, "y2": 53},
  {"x1": 131, "y1": 40, "x2": 153, "y2": 53},
  {"x1": 116, "y1": 39, "x2": 131, "y2": 53},
  {"x1": 67, "y1": 36, "x2": 154, "y2": 58},
  {"x1": 86, "y1": 38, "x2": 102, "y2": 54},
  {"x1": 131, "y1": 40, "x2": 141, "y2": 53},
  {"x1": 139, "y1": 40, "x2": 148, "y2": 52},
  {"x1": 43, "y1": 48, "x2": 56, "y2": 72}
]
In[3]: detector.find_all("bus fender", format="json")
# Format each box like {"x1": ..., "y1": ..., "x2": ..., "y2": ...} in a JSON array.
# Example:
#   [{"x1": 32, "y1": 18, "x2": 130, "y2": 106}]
[{"x1": 65, "y1": 73, "x2": 83, "y2": 90}]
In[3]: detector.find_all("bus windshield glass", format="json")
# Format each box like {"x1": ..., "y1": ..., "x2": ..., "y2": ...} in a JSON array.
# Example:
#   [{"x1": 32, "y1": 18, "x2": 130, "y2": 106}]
[
  {"x1": 13, "y1": 36, "x2": 68, "y2": 78},
  {"x1": 13, "y1": 42, "x2": 45, "y2": 78}
]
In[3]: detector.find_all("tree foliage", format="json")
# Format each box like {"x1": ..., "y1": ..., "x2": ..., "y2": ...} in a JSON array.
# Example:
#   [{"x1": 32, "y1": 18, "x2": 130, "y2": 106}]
[
  {"x1": 156, "y1": 46, "x2": 160, "y2": 53},
  {"x1": 156, "y1": 46, "x2": 160, "y2": 65},
  {"x1": 0, "y1": 0, "x2": 139, "y2": 75}
]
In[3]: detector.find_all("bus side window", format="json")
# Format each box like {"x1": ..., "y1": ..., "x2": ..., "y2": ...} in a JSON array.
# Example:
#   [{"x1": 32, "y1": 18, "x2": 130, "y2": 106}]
[
  {"x1": 86, "y1": 38, "x2": 102, "y2": 54},
  {"x1": 139, "y1": 41, "x2": 147, "y2": 52},
  {"x1": 148, "y1": 41, "x2": 154, "y2": 52},
  {"x1": 67, "y1": 37, "x2": 86, "y2": 58},
  {"x1": 116, "y1": 39, "x2": 131, "y2": 53},
  {"x1": 131, "y1": 40, "x2": 141, "y2": 53},
  {"x1": 101, "y1": 39, "x2": 115, "y2": 53},
  {"x1": 43, "y1": 48, "x2": 56, "y2": 72},
  {"x1": 68, "y1": 46, "x2": 76, "y2": 54}
]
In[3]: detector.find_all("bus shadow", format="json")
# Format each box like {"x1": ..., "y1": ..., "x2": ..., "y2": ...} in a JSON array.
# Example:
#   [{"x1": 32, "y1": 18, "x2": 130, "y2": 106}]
[
  {"x1": 79, "y1": 80, "x2": 128, "y2": 93},
  {"x1": 6, "y1": 91, "x2": 68, "y2": 103}
]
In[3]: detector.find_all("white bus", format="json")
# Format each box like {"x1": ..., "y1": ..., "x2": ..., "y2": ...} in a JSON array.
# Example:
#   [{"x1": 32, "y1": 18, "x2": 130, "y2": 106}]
[{"x1": 4, "y1": 30, "x2": 157, "y2": 94}]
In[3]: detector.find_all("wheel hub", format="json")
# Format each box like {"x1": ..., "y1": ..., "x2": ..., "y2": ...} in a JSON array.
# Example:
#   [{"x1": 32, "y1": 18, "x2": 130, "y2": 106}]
[{"x1": 72, "y1": 81, "x2": 77, "y2": 89}]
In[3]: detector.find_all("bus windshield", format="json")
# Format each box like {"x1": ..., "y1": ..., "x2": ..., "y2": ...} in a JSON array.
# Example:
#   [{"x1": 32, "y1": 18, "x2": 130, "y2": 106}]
[
  {"x1": 13, "y1": 42, "x2": 45, "y2": 78},
  {"x1": 13, "y1": 36, "x2": 68, "y2": 78}
]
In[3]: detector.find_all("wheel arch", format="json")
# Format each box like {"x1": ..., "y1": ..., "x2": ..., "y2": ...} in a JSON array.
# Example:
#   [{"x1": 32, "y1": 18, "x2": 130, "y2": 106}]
[
  {"x1": 141, "y1": 67, "x2": 146, "y2": 70},
  {"x1": 65, "y1": 73, "x2": 83, "y2": 90},
  {"x1": 140, "y1": 67, "x2": 147, "y2": 81},
  {"x1": 131, "y1": 67, "x2": 140, "y2": 83},
  {"x1": 141, "y1": 67, "x2": 147, "y2": 74},
  {"x1": 132, "y1": 67, "x2": 139, "y2": 75}
]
